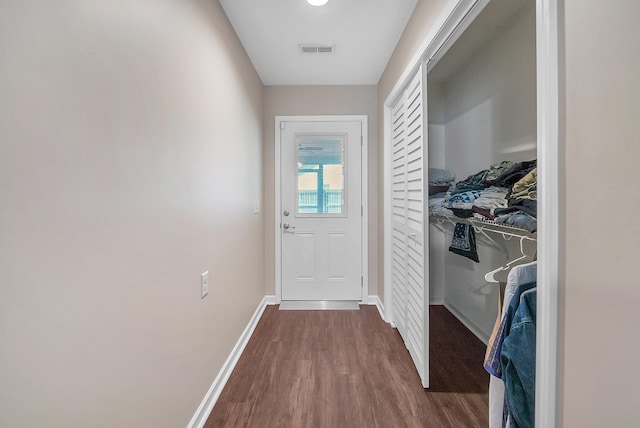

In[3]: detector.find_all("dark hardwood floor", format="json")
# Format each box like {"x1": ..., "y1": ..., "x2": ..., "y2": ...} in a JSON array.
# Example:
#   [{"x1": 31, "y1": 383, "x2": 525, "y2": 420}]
[{"x1": 206, "y1": 305, "x2": 489, "y2": 428}]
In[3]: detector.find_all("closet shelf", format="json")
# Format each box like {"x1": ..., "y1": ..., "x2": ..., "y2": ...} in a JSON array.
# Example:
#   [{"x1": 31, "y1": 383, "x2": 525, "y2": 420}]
[{"x1": 430, "y1": 214, "x2": 537, "y2": 241}]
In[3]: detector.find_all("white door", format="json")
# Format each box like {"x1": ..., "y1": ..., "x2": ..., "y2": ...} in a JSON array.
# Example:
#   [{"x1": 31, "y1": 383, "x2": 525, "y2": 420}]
[
  {"x1": 280, "y1": 120, "x2": 363, "y2": 301},
  {"x1": 390, "y1": 66, "x2": 429, "y2": 388}
]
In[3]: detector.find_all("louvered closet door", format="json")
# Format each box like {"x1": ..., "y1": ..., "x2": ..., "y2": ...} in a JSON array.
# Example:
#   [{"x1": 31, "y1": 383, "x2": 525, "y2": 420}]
[
  {"x1": 390, "y1": 65, "x2": 429, "y2": 388},
  {"x1": 391, "y1": 92, "x2": 408, "y2": 340}
]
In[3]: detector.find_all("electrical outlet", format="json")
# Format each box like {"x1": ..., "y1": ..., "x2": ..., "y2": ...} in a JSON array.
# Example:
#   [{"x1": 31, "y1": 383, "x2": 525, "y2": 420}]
[{"x1": 201, "y1": 271, "x2": 209, "y2": 299}]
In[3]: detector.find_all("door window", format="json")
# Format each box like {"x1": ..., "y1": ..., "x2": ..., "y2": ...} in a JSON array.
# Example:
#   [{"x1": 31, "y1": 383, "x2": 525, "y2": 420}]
[{"x1": 295, "y1": 135, "x2": 346, "y2": 216}]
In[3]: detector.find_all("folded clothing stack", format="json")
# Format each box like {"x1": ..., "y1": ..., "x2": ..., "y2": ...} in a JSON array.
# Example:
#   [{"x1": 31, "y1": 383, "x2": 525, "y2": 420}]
[
  {"x1": 429, "y1": 160, "x2": 538, "y2": 232},
  {"x1": 428, "y1": 168, "x2": 455, "y2": 195},
  {"x1": 494, "y1": 167, "x2": 537, "y2": 232}
]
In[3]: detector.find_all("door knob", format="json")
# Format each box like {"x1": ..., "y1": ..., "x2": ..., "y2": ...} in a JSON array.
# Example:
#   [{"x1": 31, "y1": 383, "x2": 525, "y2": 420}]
[{"x1": 283, "y1": 223, "x2": 296, "y2": 230}]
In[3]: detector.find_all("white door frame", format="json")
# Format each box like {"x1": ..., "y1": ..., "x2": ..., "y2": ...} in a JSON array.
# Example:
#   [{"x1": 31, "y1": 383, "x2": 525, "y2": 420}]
[
  {"x1": 275, "y1": 115, "x2": 369, "y2": 304},
  {"x1": 382, "y1": 0, "x2": 560, "y2": 426}
]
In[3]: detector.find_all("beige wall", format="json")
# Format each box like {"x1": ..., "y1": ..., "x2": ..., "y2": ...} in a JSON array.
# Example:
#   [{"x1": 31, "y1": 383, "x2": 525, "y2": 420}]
[
  {"x1": 377, "y1": 0, "x2": 450, "y2": 305},
  {"x1": 0, "y1": 1, "x2": 264, "y2": 427},
  {"x1": 561, "y1": 0, "x2": 640, "y2": 426},
  {"x1": 263, "y1": 85, "x2": 378, "y2": 297}
]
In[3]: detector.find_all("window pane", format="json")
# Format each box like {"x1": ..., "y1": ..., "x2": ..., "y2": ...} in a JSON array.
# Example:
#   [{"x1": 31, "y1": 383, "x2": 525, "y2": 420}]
[{"x1": 296, "y1": 137, "x2": 345, "y2": 215}]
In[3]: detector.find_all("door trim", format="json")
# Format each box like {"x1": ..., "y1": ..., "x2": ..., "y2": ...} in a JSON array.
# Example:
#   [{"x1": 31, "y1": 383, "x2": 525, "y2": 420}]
[
  {"x1": 382, "y1": 0, "x2": 560, "y2": 426},
  {"x1": 275, "y1": 115, "x2": 368, "y2": 304}
]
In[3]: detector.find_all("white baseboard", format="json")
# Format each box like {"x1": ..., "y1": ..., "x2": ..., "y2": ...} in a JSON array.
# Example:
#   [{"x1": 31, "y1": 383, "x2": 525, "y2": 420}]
[
  {"x1": 187, "y1": 295, "x2": 272, "y2": 428},
  {"x1": 443, "y1": 302, "x2": 490, "y2": 345},
  {"x1": 364, "y1": 295, "x2": 385, "y2": 321},
  {"x1": 430, "y1": 295, "x2": 444, "y2": 305}
]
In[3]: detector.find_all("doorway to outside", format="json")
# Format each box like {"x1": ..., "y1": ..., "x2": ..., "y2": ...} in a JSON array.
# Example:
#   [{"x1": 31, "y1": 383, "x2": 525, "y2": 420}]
[{"x1": 275, "y1": 116, "x2": 368, "y2": 303}]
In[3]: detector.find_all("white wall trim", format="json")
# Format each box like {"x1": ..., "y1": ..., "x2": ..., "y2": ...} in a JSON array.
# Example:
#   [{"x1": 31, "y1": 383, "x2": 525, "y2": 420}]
[
  {"x1": 382, "y1": 0, "x2": 560, "y2": 425},
  {"x1": 382, "y1": 106, "x2": 393, "y2": 325},
  {"x1": 187, "y1": 296, "x2": 273, "y2": 428},
  {"x1": 430, "y1": 296, "x2": 445, "y2": 305},
  {"x1": 364, "y1": 295, "x2": 385, "y2": 320},
  {"x1": 535, "y1": 0, "x2": 560, "y2": 426},
  {"x1": 275, "y1": 117, "x2": 282, "y2": 303},
  {"x1": 264, "y1": 294, "x2": 277, "y2": 305},
  {"x1": 444, "y1": 303, "x2": 490, "y2": 345},
  {"x1": 360, "y1": 118, "x2": 370, "y2": 303},
  {"x1": 274, "y1": 115, "x2": 369, "y2": 304}
]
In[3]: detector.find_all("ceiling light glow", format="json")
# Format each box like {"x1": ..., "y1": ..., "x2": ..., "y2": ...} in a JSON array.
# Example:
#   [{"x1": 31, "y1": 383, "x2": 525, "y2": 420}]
[{"x1": 307, "y1": 0, "x2": 329, "y2": 6}]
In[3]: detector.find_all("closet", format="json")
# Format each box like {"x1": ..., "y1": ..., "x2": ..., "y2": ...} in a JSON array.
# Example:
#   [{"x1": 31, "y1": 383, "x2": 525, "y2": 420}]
[
  {"x1": 427, "y1": 0, "x2": 536, "y2": 343},
  {"x1": 388, "y1": 0, "x2": 538, "y2": 425}
]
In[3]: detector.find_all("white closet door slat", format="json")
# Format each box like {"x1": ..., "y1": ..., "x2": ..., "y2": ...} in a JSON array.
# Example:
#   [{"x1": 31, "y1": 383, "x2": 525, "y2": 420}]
[
  {"x1": 391, "y1": 92, "x2": 409, "y2": 340},
  {"x1": 391, "y1": 232, "x2": 407, "y2": 335}
]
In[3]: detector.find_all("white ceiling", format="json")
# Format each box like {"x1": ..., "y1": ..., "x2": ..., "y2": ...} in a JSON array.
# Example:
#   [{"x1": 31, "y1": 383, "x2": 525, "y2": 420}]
[{"x1": 219, "y1": 0, "x2": 418, "y2": 86}]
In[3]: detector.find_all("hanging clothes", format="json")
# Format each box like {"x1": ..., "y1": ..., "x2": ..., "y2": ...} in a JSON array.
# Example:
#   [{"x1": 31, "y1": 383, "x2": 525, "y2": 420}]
[
  {"x1": 485, "y1": 280, "x2": 536, "y2": 378},
  {"x1": 485, "y1": 281, "x2": 507, "y2": 369},
  {"x1": 502, "y1": 289, "x2": 537, "y2": 428},
  {"x1": 486, "y1": 261, "x2": 537, "y2": 428}
]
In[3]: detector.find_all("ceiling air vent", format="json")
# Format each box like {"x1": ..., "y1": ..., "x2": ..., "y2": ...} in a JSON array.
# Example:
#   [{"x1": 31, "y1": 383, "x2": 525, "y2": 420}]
[{"x1": 300, "y1": 44, "x2": 335, "y2": 54}]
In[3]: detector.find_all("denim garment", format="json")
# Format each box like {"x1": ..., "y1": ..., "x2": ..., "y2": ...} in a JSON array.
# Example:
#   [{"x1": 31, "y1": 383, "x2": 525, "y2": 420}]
[
  {"x1": 487, "y1": 262, "x2": 537, "y2": 428},
  {"x1": 501, "y1": 289, "x2": 537, "y2": 428},
  {"x1": 484, "y1": 281, "x2": 537, "y2": 378},
  {"x1": 494, "y1": 212, "x2": 537, "y2": 233}
]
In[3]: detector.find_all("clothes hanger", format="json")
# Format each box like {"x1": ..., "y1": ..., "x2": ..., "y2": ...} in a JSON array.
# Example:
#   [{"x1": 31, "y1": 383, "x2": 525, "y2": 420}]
[{"x1": 484, "y1": 236, "x2": 529, "y2": 283}]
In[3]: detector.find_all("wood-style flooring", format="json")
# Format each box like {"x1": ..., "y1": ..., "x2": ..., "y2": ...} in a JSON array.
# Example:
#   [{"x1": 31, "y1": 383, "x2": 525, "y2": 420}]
[{"x1": 206, "y1": 305, "x2": 489, "y2": 428}]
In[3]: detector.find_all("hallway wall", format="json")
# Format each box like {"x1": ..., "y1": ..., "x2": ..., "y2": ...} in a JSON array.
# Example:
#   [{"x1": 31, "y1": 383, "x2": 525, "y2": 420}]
[
  {"x1": 561, "y1": 0, "x2": 640, "y2": 425},
  {"x1": 263, "y1": 85, "x2": 378, "y2": 298},
  {"x1": 376, "y1": 0, "x2": 450, "y2": 308},
  {"x1": 0, "y1": 1, "x2": 264, "y2": 426}
]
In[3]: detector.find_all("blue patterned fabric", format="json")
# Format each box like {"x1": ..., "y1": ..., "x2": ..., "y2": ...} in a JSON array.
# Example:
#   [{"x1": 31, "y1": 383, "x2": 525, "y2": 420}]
[{"x1": 448, "y1": 223, "x2": 479, "y2": 262}]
